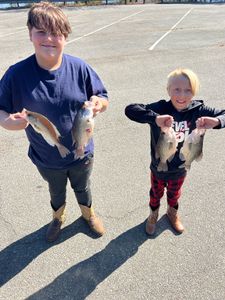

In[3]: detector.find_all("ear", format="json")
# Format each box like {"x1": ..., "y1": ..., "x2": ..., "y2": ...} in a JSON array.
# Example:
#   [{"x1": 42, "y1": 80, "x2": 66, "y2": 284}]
[
  {"x1": 167, "y1": 86, "x2": 171, "y2": 97},
  {"x1": 29, "y1": 29, "x2": 32, "y2": 42}
]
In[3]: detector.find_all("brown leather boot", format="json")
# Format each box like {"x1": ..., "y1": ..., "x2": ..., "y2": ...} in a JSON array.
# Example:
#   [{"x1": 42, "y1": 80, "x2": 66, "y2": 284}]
[
  {"x1": 145, "y1": 208, "x2": 159, "y2": 235},
  {"x1": 167, "y1": 206, "x2": 184, "y2": 233},
  {"x1": 46, "y1": 204, "x2": 66, "y2": 242},
  {"x1": 79, "y1": 204, "x2": 105, "y2": 236}
]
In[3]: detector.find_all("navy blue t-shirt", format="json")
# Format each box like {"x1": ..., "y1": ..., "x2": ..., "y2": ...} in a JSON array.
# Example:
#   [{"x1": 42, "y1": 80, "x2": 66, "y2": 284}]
[{"x1": 0, "y1": 54, "x2": 108, "y2": 169}]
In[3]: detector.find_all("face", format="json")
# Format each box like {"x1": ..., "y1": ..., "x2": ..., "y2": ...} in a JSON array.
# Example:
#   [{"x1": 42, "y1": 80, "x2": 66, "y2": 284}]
[
  {"x1": 167, "y1": 75, "x2": 194, "y2": 111},
  {"x1": 29, "y1": 27, "x2": 66, "y2": 70}
]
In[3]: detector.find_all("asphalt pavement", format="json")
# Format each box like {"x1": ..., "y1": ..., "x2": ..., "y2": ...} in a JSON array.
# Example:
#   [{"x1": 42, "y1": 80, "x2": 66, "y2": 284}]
[{"x1": 0, "y1": 3, "x2": 225, "y2": 300}]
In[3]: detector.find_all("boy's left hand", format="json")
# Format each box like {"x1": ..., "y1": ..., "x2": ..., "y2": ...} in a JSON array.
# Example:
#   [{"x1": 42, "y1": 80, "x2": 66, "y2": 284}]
[
  {"x1": 89, "y1": 96, "x2": 103, "y2": 117},
  {"x1": 196, "y1": 117, "x2": 220, "y2": 129}
]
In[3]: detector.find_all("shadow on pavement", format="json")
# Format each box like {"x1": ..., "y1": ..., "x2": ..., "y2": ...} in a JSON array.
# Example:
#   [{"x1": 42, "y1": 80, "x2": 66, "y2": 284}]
[
  {"x1": 1, "y1": 214, "x2": 175, "y2": 298},
  {"x1": 26, "y1": 217, "x2": 175, "y2": 300},
  {"x1": 0, "y1": 217, "x2": 98, "y2": 287}
]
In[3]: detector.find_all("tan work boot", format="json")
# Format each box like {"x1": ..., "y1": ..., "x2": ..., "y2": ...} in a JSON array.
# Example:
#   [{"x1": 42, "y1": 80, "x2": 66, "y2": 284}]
[
  {"x1": 145, "y1": 208, "x2": 159, "y2": 235},
  {"x1": 167, "y1": 206, "x2": 184, "y2": 233},
  {"x1": 46, "y1": 204, "x2": 66, "y2": 242},
  {"x1": 79, "y1": 204, "x2": 105, "y2": 236}
]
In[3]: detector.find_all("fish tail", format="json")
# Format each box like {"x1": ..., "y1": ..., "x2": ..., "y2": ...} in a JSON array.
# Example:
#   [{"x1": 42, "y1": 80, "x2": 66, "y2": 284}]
[
  {"x1": 56, "y1": 144, "x2": 70, "y2": 158},
  {"x1": 157, "y1": 161, "x2": 168, "y2": 172},
  {"x1": 185, "y1": 164, "x2": 191, "y2": 171},
  {"x1": 195, "y1": 153, "x2": 203, "y2": 162},
  {"x1": 178, "y1": 163, "x2": 186, "y2": 169},
  {"x1": 75, "y1": 146, "x2": 85, "y2": 159},
  {"x1": 72, "y1": 147, "x2": 85, "y2": 159},
  {"x1": 179, "y1": 162, "x2": 191, "y2": 171},
  {"x1": 179, "y1": 151, "x2": 185, "y2": 161}
]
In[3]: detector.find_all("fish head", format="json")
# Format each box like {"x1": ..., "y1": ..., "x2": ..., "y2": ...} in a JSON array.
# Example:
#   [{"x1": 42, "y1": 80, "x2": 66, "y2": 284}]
[
  {"x1": 81, "y1": 101, "x2": 94, "y2": 117},
  {"x1": 82, "y1": 104, "x2": 94, "y2": 119},
  {"x1": 82, "y1": 101, "x2": 94, "y2": 109},
  {"x1": 161, "y1": 126, "x2": 174, "y2": 135},
  {"x1": 27, "y1": 114, "x2": 37, "y2": 124},
  {"x1": 21, "y1": 109, "x2": 37, "y2": 126}
]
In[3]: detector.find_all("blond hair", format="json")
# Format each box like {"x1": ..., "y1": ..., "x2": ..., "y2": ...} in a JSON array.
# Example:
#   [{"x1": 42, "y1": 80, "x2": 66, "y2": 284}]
[
  {"x1": 27, "y1": 1, "x2": 72, "y2": 38},
  {"x1": 167, "y1": 68, "x2": 200, "y2": 96}
]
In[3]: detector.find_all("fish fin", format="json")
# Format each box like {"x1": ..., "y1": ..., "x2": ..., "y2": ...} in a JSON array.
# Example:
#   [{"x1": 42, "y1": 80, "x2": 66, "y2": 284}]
[
  {"x1": 72, "y1": 138, "x2": 76, "y2": 147},
  {"x1": 185, "y1": 164, "x2": 191, "y2": 171},
  {"x1": 155, "y1": 151, "x2": 159, "y2": 159},
  {"x1": 179, "y1": 161, "x2": 191, "y2": 171},
  {"x1": 74, "y1": 146, "x2": 85, "y2": 159},
  {"x1": 29, "y1": 121, "x2": 57, "y2": 147},
  {"x1": 52, "y1": 124, "x2": 61, "y2": 139},
  {"x1": 71, "y1": 132, "x2": 78, "y2": 147},
  {"x1": 179, "y1": 163, "x2": 191, "y2": 171},
  {"x1": 56, "y1": 144, "x2": 70, "y2": 158},
  {"x1": 43, "y1": 136, "x2": 56, "y2": 147},
  {"x1": 195, "y1": 153, "x2": 203, "y2": 162},
  {"x1": 73, "y1": 150, "x2": 84, "y2": 160},
  {"x1": 179, "y1": 163, "x2": 186, "y2": 169},
  {"x1": 179, "y1": 151, "x2": 185, "y2": 161},
  {"x1": 73, "y1": 150, "x2": 76, "y2": 160},
  {"x1": 167, "y1": 153, "x2": 175, "y2": 162},
  {"x1": 157, "y1": 161, "x2": 168, "y2": 172}
]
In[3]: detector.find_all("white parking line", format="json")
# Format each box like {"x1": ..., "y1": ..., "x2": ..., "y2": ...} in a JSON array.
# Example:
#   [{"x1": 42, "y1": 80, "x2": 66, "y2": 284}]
[
  {"x1": 149, "y1": 8, "x2": 193, "y2": 51},
  {"x1": 0, "y1": 28, "x2": 27, "y2": 38},
  {"x1": 66, "y1": 10, "x2": 145, "y2": 45}
]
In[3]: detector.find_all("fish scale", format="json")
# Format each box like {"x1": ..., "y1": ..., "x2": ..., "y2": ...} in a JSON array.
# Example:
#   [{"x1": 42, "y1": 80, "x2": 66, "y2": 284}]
[
  {"x1": 179, "y1": 128, "x2": 206, "y2": 170},
  {"x1": 22, "y1": 108, "x2": 70, "y2": 158},
  {"x1": 155, "y1": 126, "x2": 178, "y2": 172},
  {"x1": 71, "y1": 101, "x2": 94, "y2": 159}
]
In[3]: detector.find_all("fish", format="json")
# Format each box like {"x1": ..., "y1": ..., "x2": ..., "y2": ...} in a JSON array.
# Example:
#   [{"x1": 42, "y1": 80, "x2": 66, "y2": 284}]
[
  {"x1": 21, "y1": 109, "x2": 70, "y2": 158},
  {"x1": 179, "y1": 128, "x2": 206, "y2": 170},
  {"x1": 71, "y1": 101, "x2": 94, "y2": 158},
  {"x1": 155, "y1": 126, "x2": 178, "y2": 172}
]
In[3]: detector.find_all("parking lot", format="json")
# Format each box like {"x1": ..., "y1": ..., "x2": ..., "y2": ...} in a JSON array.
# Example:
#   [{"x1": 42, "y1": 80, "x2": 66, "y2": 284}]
[{"x1": 0, "y1": 3, "x2": 225, "y2": 299}]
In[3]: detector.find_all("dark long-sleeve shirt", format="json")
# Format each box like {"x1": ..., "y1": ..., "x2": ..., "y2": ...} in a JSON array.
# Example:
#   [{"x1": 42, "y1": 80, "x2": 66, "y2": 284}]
[{"x1": 125, "y1": 99, "x2": 225, "y2": 180}]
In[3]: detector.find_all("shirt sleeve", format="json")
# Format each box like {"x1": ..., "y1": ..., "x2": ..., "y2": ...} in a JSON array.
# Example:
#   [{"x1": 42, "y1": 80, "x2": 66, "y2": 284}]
[
  {"x1": 125, "y1": 103, "x2": 160, "y2": 124},
  {"x1": 0, "y1": 69, "x2": 13, "y2": 113},
  {"x1": 84, "y1": 64, "x2": 108, "y2": 100},
  {"x1": 199, "y1": 105, "x2": 225, "y2": 129}
]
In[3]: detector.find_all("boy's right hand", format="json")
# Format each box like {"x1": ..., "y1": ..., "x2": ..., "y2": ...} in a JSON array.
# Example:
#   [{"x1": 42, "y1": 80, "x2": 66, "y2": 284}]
[
  {"x1": 0, "y1": 111, "x2": 28, "y2": 130},
  {"x1": 156, "y1": 115, "x2": 174, "y2": 128}
]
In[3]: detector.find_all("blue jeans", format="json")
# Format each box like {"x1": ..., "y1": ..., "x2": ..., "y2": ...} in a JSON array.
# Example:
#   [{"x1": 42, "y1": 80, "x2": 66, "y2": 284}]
[{"x1": 37, "y1": 154, "x2": 94, "y2": 211}]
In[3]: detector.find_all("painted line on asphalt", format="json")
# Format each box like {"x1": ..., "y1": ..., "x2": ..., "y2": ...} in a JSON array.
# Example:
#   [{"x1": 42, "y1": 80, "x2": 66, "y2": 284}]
[
  {"x1": 0, "y1": 28, "x2": 27, "y2": 38},
  {"x1": 66, "y1": 10, "x2": 145, "y2": 45},
  {"x1": 149, "y1": 8, "x2": 193, "y2": 51}
]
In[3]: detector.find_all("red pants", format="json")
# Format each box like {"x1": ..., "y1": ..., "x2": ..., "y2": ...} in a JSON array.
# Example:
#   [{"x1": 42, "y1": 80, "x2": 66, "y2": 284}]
[{"x1": 149, "y1": 172, "x2": 186, "y2": 208}]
